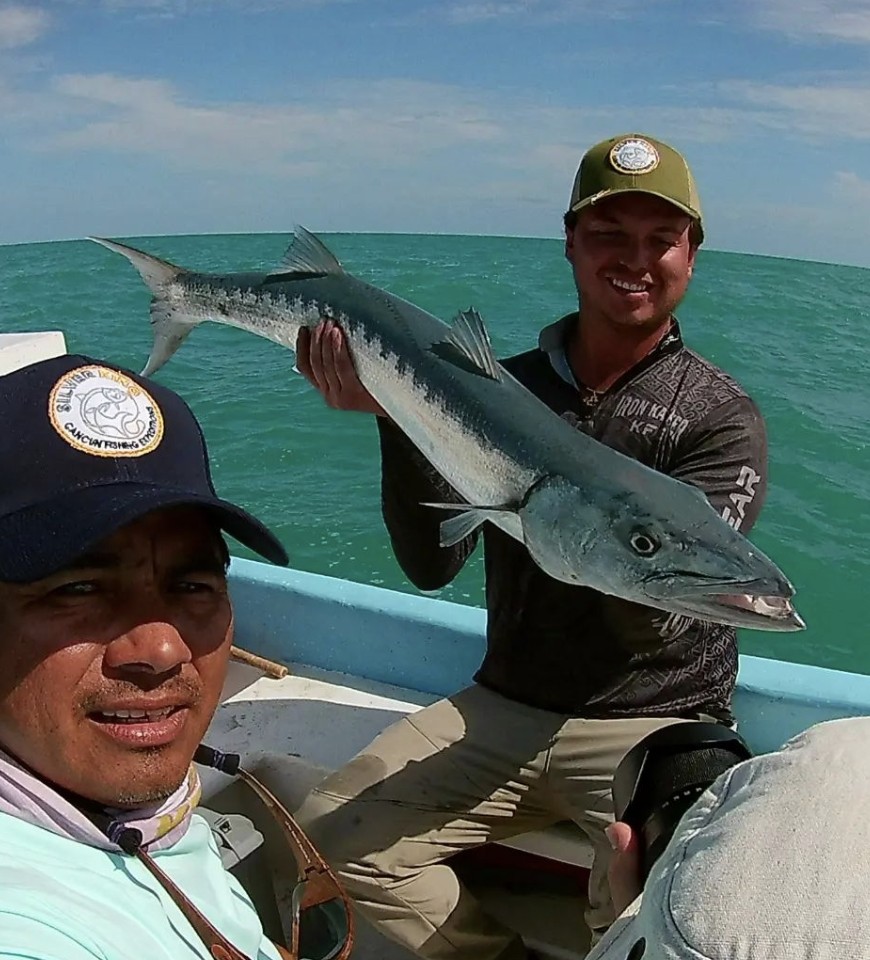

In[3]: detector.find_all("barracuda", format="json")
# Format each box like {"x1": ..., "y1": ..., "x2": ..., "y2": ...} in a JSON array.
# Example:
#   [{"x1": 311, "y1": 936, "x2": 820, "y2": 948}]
[{"x1": 90, "y1": 227, "x2": 804, "y2": 632}]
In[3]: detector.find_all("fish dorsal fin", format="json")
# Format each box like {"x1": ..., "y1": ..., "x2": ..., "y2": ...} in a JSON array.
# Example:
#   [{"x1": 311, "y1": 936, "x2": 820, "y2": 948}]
[
  {"x1": 443, "y1": 308, "x2": 502, "y2": 381},
  {"x1": 266, "y1": 225, "x2": 344, "y2": 280}
]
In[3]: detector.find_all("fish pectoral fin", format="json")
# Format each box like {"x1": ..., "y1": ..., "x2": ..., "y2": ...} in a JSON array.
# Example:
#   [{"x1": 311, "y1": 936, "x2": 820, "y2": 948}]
[
  {"x1": 266, "y1": 225, "x2": 344, "y2": 280},
  {"x1": 438, "y1": 308, "x2": 503, "y2": 381},
  {"x1": 422, "y1": 501, "x2": 513, "y2": 547}
]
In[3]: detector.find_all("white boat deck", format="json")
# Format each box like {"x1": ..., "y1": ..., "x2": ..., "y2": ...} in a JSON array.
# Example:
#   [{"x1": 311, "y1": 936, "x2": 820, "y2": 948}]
[
  {"x1": 205, "y1": 659, "x2": 594, "y2": 870},
  {"x1": 202, "y1": 660, "x2": 594, "y2": 960}
]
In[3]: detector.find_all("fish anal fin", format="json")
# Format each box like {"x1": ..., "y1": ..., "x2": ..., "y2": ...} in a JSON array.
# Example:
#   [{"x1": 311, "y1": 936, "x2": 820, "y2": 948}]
[{"x1": 437, "y1": 308, "x2": 502, "y2": 381}]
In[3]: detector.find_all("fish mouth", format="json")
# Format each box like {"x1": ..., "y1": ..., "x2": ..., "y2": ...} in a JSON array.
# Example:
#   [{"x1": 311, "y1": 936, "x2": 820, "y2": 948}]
[
  {"x1": 643, "y1": 575, "x2": 805, "y2": 632},
  {"x1": 672, "y1": 593, "x2": 805, "y2": 632}
]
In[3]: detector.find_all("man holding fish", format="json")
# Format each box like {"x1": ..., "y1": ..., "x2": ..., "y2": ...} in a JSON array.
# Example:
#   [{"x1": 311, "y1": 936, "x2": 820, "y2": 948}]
[{"x1": 293, "y1": 134, "x2": 774, "y2": 959}]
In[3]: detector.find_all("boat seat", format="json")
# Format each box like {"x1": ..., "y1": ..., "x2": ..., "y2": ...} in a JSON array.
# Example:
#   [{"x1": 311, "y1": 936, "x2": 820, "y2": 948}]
[{"x1": 203, "y1": 661, "x2": 595, "y2": 871}]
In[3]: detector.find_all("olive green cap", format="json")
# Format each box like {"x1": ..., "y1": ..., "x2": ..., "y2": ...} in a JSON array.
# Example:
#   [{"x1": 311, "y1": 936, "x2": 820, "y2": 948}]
[{"x1": 567, "y1": 133, "x2": 704, "y2": 242}]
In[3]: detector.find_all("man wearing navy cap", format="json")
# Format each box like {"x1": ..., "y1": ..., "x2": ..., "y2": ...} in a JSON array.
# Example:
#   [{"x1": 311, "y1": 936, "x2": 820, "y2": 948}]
[{"x1": 0, "y1": 355, "x2": 295, "y2": 959}]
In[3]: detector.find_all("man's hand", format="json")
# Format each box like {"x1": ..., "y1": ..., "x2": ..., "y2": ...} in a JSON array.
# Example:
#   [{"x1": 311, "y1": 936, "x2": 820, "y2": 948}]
[
  {"x1": 605, "y1": 821, "x2": 643, "y2": 916},
  {"x1": 296, "y1": 320, "x2": 387, "y2": 417}
]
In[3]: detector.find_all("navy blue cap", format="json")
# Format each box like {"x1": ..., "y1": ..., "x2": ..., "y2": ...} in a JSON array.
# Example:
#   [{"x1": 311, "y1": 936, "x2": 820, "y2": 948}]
[{"x1": 0, "y1": 354, "x2": 289, "y2": 582}]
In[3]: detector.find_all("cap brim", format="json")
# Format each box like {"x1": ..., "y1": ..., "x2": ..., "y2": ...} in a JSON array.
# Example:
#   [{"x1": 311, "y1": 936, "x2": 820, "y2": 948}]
[
  {"x1": 570, "y1": 188, "x2": 702, "y2": 233},
  {"x1": 0, "y1": 482, "x2": 289, "y2": 583}
]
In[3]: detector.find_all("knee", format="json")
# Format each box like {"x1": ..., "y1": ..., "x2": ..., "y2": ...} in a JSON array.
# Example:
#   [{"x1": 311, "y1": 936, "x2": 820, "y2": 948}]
[
  {"x1": 299, "y1": 785, "x2": 424, "y2": 902},
  {"x1": 296, "y1": 783, "x2": 362, "y2": 865}
]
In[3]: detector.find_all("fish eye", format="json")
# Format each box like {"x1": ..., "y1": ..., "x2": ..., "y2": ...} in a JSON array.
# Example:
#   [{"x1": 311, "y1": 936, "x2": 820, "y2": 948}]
[{"x1": 630, "y1": 529, "x2": 660, "y2": 556}]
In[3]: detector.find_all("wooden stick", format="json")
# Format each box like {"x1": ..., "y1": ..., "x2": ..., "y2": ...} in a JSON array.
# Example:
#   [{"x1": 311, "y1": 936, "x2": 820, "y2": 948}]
[{"x1": 230, "y1": 645, "x2": 290, "y2": 680}]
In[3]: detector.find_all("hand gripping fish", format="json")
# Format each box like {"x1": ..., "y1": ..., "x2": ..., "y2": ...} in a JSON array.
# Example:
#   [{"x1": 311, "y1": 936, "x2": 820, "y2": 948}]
[{"x1": 90, "y1": 227, "x2": 804, "y2": 631}]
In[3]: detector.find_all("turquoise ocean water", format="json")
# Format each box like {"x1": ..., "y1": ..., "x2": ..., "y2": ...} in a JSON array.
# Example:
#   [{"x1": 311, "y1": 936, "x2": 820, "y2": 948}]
[{"x1": 2, "y1": 233, "x2": 868, "y2": 675}]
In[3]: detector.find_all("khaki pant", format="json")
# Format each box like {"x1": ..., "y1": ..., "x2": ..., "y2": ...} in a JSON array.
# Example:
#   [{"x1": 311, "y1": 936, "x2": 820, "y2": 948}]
[{"x1": 295, "y1": 684, "x2": 688, "y2": 960}]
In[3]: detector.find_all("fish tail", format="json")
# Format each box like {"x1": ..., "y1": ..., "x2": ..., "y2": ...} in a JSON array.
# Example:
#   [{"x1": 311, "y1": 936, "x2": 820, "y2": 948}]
[{"x1": 88, "y1": 236, "x2": 197, "y2": 377}]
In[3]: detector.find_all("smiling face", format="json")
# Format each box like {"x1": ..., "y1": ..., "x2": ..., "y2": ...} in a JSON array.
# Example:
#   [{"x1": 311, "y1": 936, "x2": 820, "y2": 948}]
[
  {"x1": 566, "y1": 192, "x2": 698, "y2": 332},
  {"x1": 0, "y1": 506, "x2": 232, "y2": 809}
]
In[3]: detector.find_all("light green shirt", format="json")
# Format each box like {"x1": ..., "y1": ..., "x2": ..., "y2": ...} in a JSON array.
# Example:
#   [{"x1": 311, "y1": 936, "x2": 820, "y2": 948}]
[{"x1": 0, "y1": 810, "x2": 282, "y2": 960}]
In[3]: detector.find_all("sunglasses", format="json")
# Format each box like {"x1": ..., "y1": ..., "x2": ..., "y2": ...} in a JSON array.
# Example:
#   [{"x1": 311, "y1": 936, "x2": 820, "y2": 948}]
[{"x1": 135, "y1": 745, "x2": 355, "y2": 960}]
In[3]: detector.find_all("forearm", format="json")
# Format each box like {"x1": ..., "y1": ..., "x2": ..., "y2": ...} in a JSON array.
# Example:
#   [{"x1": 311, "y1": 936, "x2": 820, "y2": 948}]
[{"x1": 377, "y1": 418, "x2": 478, "y2": 590}]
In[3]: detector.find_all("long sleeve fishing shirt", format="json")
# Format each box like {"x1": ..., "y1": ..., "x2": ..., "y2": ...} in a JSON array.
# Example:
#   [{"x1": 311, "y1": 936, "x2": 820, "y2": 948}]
[{"x1": 376, "y1": 314, "x2": 768, "y2": 720}]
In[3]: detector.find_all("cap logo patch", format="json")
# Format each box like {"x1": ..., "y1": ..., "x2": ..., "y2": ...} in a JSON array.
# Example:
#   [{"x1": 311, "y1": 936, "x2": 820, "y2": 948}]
[
  {"x1": 609, "y1": 137, "x2": 660, "y2": 174},
  {"x1": 49, "y1": 365, "x2": 164, "y2": 457}
]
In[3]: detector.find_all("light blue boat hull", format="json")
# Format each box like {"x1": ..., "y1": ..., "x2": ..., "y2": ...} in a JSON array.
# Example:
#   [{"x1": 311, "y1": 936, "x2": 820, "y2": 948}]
[{"x1": 227, "y1": 557, "x2": 869, "y2": 756}]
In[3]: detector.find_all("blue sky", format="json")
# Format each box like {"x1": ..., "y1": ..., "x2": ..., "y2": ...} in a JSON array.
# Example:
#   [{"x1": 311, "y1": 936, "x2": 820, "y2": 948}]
[{"x1": 3, "y1": 0, "x2": 870, "y2": 266}]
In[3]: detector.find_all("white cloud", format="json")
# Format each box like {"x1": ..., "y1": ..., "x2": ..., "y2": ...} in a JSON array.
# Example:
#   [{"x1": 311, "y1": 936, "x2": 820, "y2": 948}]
[
  {"x1": 831, "y1": 169, "x2": 870, "y2": 202},
  {"x1": 446, "y1": 1, "x2": 568, "y2": 23},
  {"x1": 441, "y1": 0, "x2": 658, "y2": 23},
  {"x1": 75, "y1": 0, "x2": 651, "y2": 19},
  {"x1": 63, "y1": 0, "x2": 356, "y2": 11},
  {"x1": 26, "y1": 69, "x2": 762, "y2": 193},
  {"x1": 711, "y1": 166, "x2": 870, "y2": 259},
  {"x1": 721, "y1": 79, "x2": 870, "y2": 139},
  {"x1": 4, "y1": 68, "x2": 759, "y2": 242},
  {"x1": 36, "y1": 74, "x2": 506, "y2": 178},
  {"x1": 0, "y1": 4, "x2": 50, "y2": 48},
  {"x1": 1, "y1": 45, "x2": 867, "y2": 256},
  {"x1": 751, "y1": 0, "x2": 870, "y2": 44}
]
